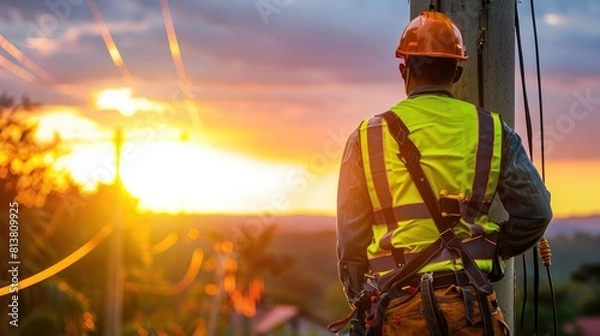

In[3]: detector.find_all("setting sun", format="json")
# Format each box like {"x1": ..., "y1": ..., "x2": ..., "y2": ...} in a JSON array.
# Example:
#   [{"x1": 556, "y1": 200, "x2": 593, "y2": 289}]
[
  {"x1": 95, "y1": 87, "x2": 166, "y2": 116},
  {"x1": 120, "y1": 140, "x2": 299, "y2": 214},
  {"x1": 51, "y1": 135, "x2": 314, "y2": 214}
]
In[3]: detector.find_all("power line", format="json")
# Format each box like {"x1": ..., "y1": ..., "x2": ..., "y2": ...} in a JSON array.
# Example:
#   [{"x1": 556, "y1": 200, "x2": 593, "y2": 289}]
[
  {"x1": 515, "y1": 5, "x2": 531, "y2": 333},
  {"x1": 0, "y1": 53, "x2": 39, "y2": 84},
  {"x1": 123, "y1": 249, "x2": 204, "y2": 295},
  {"x1": 0, "y1": 34, "x2": 55, "y2": 83},
  {"x1": 0, "y1": 221, "x2": 114, "y2": 296},
  {"x1": 150, "y1": 232, "x2": 179, "y2": 255},
  {"x1": 530, "y1": 0, "x2": 545, "y2": 182},
  {"x1": 86, "y1": 0, "x2": 133, "y2": 87},
  {"x1": 0, "y1": 35, "x2": 86, "y2": 103},
  {"x1": 516, "y1": 0, "x2": 557, "y2": 334},
  {"x1": 160, "y1": 0, "x2": 204, "y2": 131}
]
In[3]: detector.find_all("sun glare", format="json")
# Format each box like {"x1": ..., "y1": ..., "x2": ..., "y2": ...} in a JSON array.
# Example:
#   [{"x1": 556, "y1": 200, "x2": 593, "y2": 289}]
[
  {"x1": 54, "y1": 143, "x2": 117, "y2": 193},
  {"x1": 121, "y1": 141, "x2": 300, "y2": 213},
  {"x1": 54, "y1": 136, "x2": 304, "y2": 214},
  {"x1": 95, "y1": 88, "x2": 166, "y2": 116},
  {"x1": 31, "y1": 107, "x2": 337, "y2": 214},
  {"x1": 34, "y1": 108, "x2": 106, "y2": 142}
]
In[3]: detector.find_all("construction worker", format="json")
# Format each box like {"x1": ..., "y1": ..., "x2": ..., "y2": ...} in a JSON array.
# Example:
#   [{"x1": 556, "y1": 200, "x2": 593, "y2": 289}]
[{"x1": 335, "y1": 11, "x2": 552, "y2": 335}]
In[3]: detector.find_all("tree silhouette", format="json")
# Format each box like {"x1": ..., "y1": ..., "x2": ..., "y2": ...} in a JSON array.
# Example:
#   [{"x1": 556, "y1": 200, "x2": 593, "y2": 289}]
[
  {"x1": 0, "y1": 92, "x2": 65, "y2": 208},
  {"x1": 571, "y1": 263, "x2": 600, "y2": 316},
  {"x1": 0, "y1": 93, "x2": 90, "y2": 335}
]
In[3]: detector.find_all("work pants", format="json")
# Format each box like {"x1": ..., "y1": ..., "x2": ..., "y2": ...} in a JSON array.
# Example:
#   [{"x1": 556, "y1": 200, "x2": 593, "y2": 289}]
[{"x1": 381, "y1": 285, "x2": 510, "y2": 335}]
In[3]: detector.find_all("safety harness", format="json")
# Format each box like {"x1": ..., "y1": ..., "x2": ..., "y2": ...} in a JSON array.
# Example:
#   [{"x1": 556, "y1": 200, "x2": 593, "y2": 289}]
[{"x1": 329, "y1": 110, "x2": 499, "y2": 335}]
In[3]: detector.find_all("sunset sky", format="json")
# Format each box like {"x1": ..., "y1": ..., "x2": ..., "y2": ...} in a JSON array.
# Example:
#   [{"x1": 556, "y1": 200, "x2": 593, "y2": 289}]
[{"x1": 0, "y1": 1, "x2": 598, "y2": 217}]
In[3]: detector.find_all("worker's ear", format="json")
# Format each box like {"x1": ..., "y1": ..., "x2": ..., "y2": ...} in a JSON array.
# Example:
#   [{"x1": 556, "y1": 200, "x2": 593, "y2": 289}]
[
  {"x1": 453, "y1": 65, "x2": 463, "y2": 83},
  {"x1": 399, "y1": 63, "x2": 408, "y2": 81}
]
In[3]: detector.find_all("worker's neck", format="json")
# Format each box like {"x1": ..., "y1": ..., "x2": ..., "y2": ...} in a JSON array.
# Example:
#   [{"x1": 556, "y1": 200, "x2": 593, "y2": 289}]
[{"x1": 406, "y1": 80, "x2": 453, "y2": 97}]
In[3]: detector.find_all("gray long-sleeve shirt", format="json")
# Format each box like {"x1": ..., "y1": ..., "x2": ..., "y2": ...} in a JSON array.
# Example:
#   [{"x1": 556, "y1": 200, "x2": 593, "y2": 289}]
[{"x1": 336, "y1": 87, "x2": 553, "y2": 303}]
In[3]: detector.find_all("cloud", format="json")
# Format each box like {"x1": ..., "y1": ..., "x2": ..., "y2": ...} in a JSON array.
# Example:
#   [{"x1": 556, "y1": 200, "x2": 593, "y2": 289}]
[
  {"x1": 543, "y1": 13, "x2": 567, "y2": 26},
  {"x1": 517, "y1": 1, "x2": 600, "y2": 84},
  {"x1": 2, "y1": 1, "x2": 408, "y2": 94}
]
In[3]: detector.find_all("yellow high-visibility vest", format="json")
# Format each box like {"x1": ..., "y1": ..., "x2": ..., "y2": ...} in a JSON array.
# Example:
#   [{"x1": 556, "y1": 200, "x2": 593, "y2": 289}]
[{"x1": 359, "y1": 94, "x2": 503, "y2": 276}]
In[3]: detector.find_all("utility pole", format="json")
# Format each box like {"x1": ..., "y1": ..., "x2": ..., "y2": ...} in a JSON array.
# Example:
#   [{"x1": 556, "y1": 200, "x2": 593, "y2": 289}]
[
  {"x1": 410, "y1": 0, "x2": 515, "y2": 330},
  {"x1": 105, "y1": 127, "x2": 124, "y2": 335},
  {"x1": 207, "y1": 251, "x2": 225, "y2": 336}
]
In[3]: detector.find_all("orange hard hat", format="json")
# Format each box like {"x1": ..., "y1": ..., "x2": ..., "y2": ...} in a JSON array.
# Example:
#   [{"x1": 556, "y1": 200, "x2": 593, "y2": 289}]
[{"x1": 396, "y1": 11, "x2": 468, "y2": 61}]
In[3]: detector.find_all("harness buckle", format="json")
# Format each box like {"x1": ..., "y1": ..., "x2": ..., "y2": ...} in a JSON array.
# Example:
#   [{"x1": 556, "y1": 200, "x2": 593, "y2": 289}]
[
  {"x1": 439, "y1": 189, "x2": 465, "y2": 218},
  {"x1": 364, "y1": 273, "x2": 380, "y2": 291},
  {"x1": 420, "y1": 272, "x2": 434, "y2": 283}
]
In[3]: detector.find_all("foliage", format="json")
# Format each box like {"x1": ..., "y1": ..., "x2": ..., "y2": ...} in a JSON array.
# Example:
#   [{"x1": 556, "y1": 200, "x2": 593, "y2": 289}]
[
  {"x1": 571, "y1": 262, "x2": 600, "y2": 316},
  {"x1": 0, "y1": 93, "x2": 92, "y2": 335},
  {"x1": 16, "y1": 309, "x2": 61, "y2": 336},
  {"x1": 571, "y1": 263, "x2": 600, "y2": 286},
  {"x1": 0, "y1": 92, "x2": 66, "y2": 208}
]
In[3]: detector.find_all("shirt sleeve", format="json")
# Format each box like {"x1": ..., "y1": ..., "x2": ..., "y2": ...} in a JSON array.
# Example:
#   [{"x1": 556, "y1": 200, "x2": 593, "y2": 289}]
[
  {"x1": 495, "y1": 123, "x2": 553, "y2": 259},
  {"x1": 336, "y1": 128, "x2": 374, "y2": 305}
]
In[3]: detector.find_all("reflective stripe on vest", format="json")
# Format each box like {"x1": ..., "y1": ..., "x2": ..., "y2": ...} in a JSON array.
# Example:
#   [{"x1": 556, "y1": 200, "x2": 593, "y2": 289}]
[{"x1": 360, "y1": 97, "x2": 503, "y2": 275}]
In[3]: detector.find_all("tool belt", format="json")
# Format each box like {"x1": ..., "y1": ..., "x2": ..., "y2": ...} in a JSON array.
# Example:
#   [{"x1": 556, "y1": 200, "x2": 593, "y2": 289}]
[
  {"x1": 388, "y1": 270, "x2": 470, "y2": 297},
  {"x1": 391, "y1": 270, "x2": 495, "y2": 336},
  {"x1": 327, "y1": 270, "x2": 496, "y2": 335}
]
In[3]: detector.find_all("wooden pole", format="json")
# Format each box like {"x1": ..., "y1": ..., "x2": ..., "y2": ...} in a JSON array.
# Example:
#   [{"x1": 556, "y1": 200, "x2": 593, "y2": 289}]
[
  {"x1": 104, "y1": 127, "x2": 124, "y2": 335},
  {"x1": 409, "y1": 1, "x2": 515, "y2": 331}
]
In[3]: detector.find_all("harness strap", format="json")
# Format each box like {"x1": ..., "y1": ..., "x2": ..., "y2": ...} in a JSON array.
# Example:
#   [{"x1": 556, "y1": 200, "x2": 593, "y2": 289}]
[
  {"x1": 378, "y1": 237, "x2": 444, "y2": 291},
  {"x1": 455, "y1": 268, "x2": 477, "y2": 327},
  {"x1": 477, "y1": 288, "x2": 495, "y2": 336},
  {"x1": 369, "y1": 232, "x2": 498, "y2": 273},
  {"x1": 462, "y1": 286, "x2": 477, "y2": 326},
  {"x1": 378, "y1": 110, "x2": 493, "y2": 295},
  {"x1": 420, "y1": 273, "x2": 448, "y2": 336},
  {"x1": 327, "y1": 306, "x2": 358, "y2": 333}
]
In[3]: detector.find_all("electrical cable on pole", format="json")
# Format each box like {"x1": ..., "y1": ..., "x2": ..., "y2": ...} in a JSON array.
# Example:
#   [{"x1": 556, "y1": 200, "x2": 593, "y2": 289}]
[
  {"x1": 541, "y1": 237, "x2": 559, "y2": 336},
  {"x1": 515, "y1": 0, "x2": 558, "y2": 334},
  {"x1": 530, "y1": 0, "x2": 546, "y2": 182},
  {"x1": 514, "y1": 5, "x2": 531, "y2": 333},
  {"x1": 530, "y1": 0, "x2": 558, "y2": 332}
]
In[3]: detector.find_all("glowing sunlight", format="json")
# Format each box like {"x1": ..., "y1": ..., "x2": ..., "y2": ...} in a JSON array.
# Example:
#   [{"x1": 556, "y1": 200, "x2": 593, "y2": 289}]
[
  {"x1": 52, "y1": 136, "x2": 306, "y2": 213},
  {"x1": 95, "y1": 87, "x2": 166, "y2": 116},
  {"x1": 122, "y1": 141, "x2": 304, "y2": 213}
]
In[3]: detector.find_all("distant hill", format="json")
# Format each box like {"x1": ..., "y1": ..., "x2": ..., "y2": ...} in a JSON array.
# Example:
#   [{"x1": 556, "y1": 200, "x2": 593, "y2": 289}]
[
  {"x1": 268, "y1": 214, "x2": 600, "y2": 237},
  {"x1": 144, "y1": 213, "x2": 336, "y2": 235},
  {"x1": 269, "y1": 214, "x2": 600, "y2": 238},
  {"x1": 144, "y1": 213, "x2": 599, "y2": 237},
  {"x1": 544, "y1": 216, "x2": 600, "y2": 238}
]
